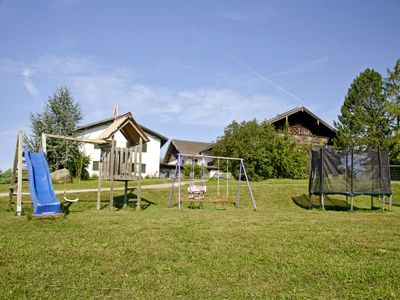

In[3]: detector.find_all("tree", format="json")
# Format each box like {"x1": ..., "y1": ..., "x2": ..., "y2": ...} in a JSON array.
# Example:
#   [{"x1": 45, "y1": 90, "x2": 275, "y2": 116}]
[
  {"x1": 26, "y1": 87, "x2": 86, "y2": 174},
  {"x1": 212, "y1": 119, "x2": 309, "y2": 180},
  {"x1": 385, "y1": 59, "x2": 400, "y2": 163},
  {"x1": 333, "y1": 69, "x2": 391, "y2": 150}
]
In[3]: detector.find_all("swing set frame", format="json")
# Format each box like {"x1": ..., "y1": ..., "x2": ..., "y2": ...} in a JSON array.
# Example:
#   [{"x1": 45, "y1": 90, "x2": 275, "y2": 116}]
[{"x1": 167, "y1": 153, "x2": 257, "y2": 211}]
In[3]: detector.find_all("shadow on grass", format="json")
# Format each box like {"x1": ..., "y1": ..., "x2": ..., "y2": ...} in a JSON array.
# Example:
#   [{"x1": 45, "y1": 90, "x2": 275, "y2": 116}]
[
  {"x1": 61, "y1": 202, "x2": 73, "y2": 215},
  {"x1": 113, "y1": 191, "x2": 156, "y2": 211},
  {"x1": 169, "y1": 197, "x2": 235, "y2": 210},
  {"x1": 292, "y1": 194, "x2": 383, "y2": 211}
]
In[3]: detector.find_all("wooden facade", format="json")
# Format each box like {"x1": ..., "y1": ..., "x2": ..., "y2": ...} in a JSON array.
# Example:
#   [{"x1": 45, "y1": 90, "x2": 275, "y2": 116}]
[{"x1": 267, "y1": 106, "x2": 336, "y2": 146}]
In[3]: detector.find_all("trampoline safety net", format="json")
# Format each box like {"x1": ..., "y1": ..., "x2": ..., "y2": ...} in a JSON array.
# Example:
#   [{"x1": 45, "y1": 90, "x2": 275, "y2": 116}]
[{"x1": 309, "y1": 148, "x2": 391, "y2": 196}]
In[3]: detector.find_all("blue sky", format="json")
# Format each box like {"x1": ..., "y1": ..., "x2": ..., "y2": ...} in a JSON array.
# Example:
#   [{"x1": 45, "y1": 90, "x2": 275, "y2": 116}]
[{"x1": 0, "y1": 0, "x2": 399, "y2": 170}]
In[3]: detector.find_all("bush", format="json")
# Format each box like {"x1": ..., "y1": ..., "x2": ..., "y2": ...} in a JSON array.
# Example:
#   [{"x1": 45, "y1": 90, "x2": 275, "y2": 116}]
[
  {"x1": 182, "y1": 162, "x2": 202, "y2": 178},
  {"x1": 0, "y1": 169, "x2": 12, "y2": 184}
]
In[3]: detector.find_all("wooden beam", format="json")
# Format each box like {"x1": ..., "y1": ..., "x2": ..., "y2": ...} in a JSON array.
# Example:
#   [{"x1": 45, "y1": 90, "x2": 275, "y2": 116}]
[
  {"x1": 124, "y1": 180, "x2": 128, "y2": 207},
  {"x1": 136, "y1": 137, "x2": 142, "y2": 210},
  {"x1": 8, "y1": 132, "x2": 20, "y2": 210},
  {"x1": 109, "y1": 137, "x2": 116, "y2": 210},
  {"x1": 133, "y1": 145, "x2": 138, "y2": 180},
  {"x1": 97, "y1": 158, "x2": 102, "y2": 211},
  {"x1": 41, "y1": 132, "x2": 47, "y2": 153},
  {"x1": 16, "y1": 130, "x2": 23, "y2": 216},
  {"x1": 43, "y1": 133, "x2": 109, "y2": 145}
]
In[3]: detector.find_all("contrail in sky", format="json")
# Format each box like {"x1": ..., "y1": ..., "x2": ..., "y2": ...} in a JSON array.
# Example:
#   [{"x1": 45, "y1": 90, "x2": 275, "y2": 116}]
[{"x1": 185, "y1": 25, "x2": 306, "y2": 105}]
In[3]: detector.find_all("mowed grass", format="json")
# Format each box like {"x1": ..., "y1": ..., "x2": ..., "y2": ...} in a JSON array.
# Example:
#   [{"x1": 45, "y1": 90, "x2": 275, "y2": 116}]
[
  {"x1": 1, "y1": 179, "x2": 400, "y2": 299},
  {"x1": 0, "y1": 177, "x2": 174, "y2": 193}
]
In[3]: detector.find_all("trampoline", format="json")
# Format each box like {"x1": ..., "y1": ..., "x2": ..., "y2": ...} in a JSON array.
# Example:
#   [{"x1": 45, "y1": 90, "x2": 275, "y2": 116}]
[{"x1": 309, "y1": 147, "x2": 392, "y2": 211}]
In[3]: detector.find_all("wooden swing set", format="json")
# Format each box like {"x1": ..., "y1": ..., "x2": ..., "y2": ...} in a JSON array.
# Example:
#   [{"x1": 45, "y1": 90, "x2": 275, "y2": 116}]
[
  {"x1": 8, "y1": 126, "x2": 147, "y2": 215},
  {"x1": 167, "y1": 153, "x2": 257, "y2": 211}
]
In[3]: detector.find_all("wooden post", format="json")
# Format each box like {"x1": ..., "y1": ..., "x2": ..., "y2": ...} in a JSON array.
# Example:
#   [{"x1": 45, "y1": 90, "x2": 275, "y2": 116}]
[
  {"x1": 124, "y1": 180, "x2": 128, "y2": 207},
  {"x1": 96, "y1": 156, "x2": 102, "y2": 211},
  {"x1": 8, "y1": 132, "x2": 20, "y2": 211},
  {"x1": 109, "y1": 137, "x2": 116, "y2": 210},
  {"x1": 41, "y1": 132, "x2": 47, "y2": 153},
  {"x1": 178, "y1": 154, "x2": 181, "y2": 210},
  {"x1": 133, "y1": 145, "x2": 138, "y2": 180},
  {"x1": 136, "y1": 137, "x2": 142, "y2": 210},
  {"x1": 16, "y1": 130, "x2": 23, "y2": 216}
]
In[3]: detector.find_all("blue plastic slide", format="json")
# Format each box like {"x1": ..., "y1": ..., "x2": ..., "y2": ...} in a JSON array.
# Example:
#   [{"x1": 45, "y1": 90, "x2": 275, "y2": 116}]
[{"x1": 24, "y1": 147, "x2": 61, "y2": 215}]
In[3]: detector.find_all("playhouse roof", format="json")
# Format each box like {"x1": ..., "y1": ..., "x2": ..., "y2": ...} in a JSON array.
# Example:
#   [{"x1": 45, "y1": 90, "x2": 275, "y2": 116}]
[
  {"x1": 77, "y1": 112, "x2": 168, "y2": 146},
  {"x1": 77, "y1": 112, "x2": 148, "y2": 145}
]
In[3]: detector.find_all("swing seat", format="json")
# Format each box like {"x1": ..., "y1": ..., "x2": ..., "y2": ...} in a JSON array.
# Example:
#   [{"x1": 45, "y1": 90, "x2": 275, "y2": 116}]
[
  {"x1": 187, "y1": 185, "x2": 206, "y2": 200},
  {"x1": 63, "y1": 196, "x2": 79, "y2": 203},
  {"x1": 63, "y1": 192, "x2": 79, "y2": 203},
  {"x1": 187, "y1": 185, "x2": 207, "y2": 194}
]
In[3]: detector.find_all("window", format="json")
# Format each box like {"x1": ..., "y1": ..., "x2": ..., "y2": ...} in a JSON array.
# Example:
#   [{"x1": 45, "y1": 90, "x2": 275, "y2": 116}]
[
  {"x1": 142, "y1": 142, "x2": 147, "y2": 153},
  {"x1": 94, "y1": 144, "x2": 100, "y2": 149},
  {"x1": 92, "y1": 161, "x2": 99, "y2": 171}
]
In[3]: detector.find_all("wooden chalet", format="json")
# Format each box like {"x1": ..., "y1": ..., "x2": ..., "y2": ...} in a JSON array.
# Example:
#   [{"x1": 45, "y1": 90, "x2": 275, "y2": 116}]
[{"x1": 266, "y1": 106, "x2": 336, "y2": 146}]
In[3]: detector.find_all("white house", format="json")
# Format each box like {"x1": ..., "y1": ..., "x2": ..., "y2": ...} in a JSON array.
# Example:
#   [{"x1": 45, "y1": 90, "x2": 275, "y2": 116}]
[
  {"x1": 160, "y1": 139, "x2": 216, "y2": 178},
  {"x1": 77, "y1": 113, "x2": 168, "y2": 178}
]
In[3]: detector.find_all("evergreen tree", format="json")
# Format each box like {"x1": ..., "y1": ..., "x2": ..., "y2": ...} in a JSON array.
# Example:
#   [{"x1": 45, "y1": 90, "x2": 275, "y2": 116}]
[
  {"x1": 385, "y1": 59, "x2": 400, "y2": 163},
  {"x1": 26, "y1": 87, "x2": 85, "y2": 173},
  {"x1": 333, "y1": 69, "x2": 391, "y2": 150}
]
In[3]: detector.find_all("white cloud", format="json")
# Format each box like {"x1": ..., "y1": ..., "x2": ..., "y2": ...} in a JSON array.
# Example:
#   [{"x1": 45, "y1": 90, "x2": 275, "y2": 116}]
[
  {"x1": 21, "y1": 68, "x2": 40, "y2": 100},
  {"x1": 0, "y1": 54, "x2": 295, "y2": 127}
]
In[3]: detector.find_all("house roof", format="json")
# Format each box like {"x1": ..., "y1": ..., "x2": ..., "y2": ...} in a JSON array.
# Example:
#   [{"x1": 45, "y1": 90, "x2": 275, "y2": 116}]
[
  {"x1": 163, "y1": 139, "x2": 215, "y2": 164},
  {"x1": 77, "y1": 113, "x2": 168, "y2": 147},
  {"x1": 138, "y1": 124, "x2": 168, "y2": 147},
  {"x1": 266, "y1": 106, "x2": 335, "y2": 132},
  {"x1": 266, "y1": 106, "x2": 336, "y2": 139}
]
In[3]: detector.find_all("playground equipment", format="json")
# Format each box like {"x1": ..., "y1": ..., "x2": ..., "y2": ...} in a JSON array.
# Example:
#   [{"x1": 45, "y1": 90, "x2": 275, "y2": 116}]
[
  {"x1": 167, "y1": 154, "x2": 257, "y2": 211},
  {"x1": 42, "y1": 131, "x2": 147, "y2": 211},
  {"x1": 309, "y1": 147, "x2": 392, "y2": 211},
  {"x1": 23, "y1": 147, "x2": 61, "y2": 215},
  {"x1": 8, "y1": 126, "x2": 147, "y2": 215},
  {"x1": 186, "y1": 156, "x2": 207, "y2": 201},
  {"x1": 63, "y1": 140, "x2": 84, "y2": 203}
]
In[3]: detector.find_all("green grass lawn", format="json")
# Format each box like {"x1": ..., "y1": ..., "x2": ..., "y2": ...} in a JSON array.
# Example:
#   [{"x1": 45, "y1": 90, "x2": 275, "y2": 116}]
[
  {"x1": 1, "y1": 179, "x2": 400, "y2": 299},
  {"x1": 0, "y1": 177, "x2": 174, "y2": 193}
]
